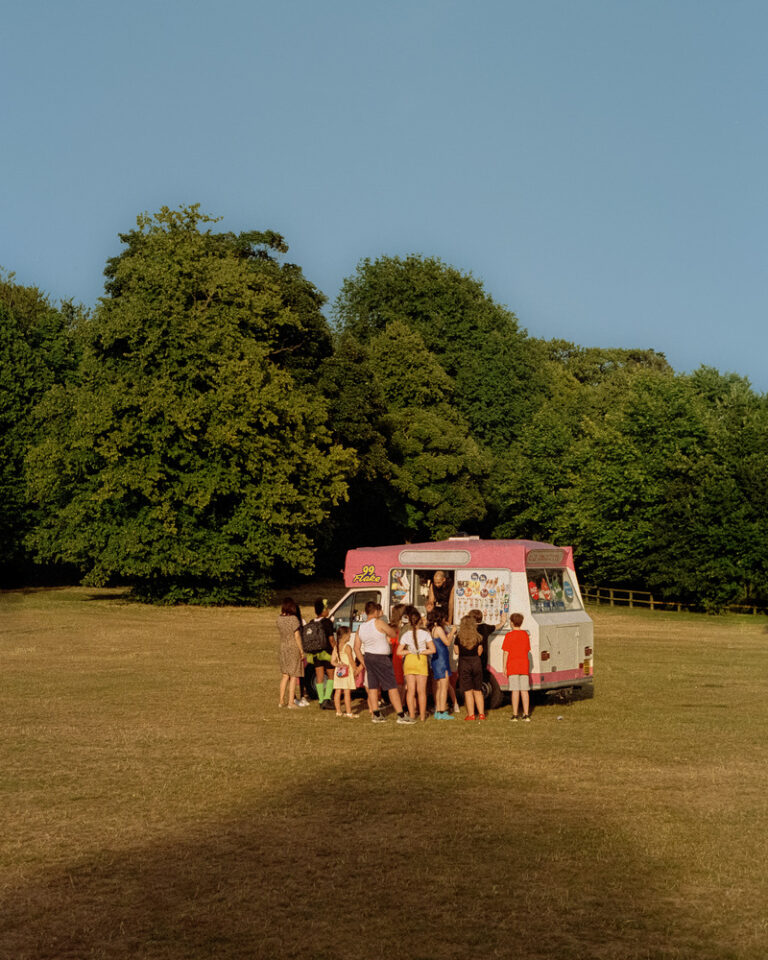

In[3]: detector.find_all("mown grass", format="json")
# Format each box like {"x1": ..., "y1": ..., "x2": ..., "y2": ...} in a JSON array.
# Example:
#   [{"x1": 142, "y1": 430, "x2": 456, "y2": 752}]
[{"x1": 1, "y1": 586, "x2": 767, "y2": 960}]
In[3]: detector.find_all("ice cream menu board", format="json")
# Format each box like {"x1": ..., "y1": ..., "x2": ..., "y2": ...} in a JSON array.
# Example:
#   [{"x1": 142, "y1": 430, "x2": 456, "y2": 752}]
[{"x1": 453, "y1": 570, "x2": 510, "y2": 624}]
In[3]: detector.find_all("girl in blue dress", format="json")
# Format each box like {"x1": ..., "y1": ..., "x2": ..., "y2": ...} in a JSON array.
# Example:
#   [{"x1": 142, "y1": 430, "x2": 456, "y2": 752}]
[{"x1": 429, "y1": 609, "x2": 457, "y2": 720}]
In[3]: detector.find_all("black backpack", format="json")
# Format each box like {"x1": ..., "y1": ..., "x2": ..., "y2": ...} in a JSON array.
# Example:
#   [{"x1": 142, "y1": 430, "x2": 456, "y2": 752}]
[{"x1": 303, "y1": 619, "x2": 327, "y2": 653}]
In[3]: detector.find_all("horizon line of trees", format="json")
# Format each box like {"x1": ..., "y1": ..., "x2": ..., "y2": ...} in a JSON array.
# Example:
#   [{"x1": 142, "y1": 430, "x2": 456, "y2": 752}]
[{"x1": 2, "y1": 204, "x2": 767, "y2": 611}]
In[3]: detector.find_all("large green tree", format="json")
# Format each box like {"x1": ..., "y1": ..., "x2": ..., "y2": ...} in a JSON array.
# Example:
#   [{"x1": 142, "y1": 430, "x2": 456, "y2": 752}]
[
  {"x1": 491, "y1": 343, "x2": 673, "y2": 542},
  {"x1": 0, "y1": 272, "x2": 80, "y2": 581},
  {"x1": 26, "y1": 207, "x2": 354, "y2": 602},
  {"x1": 333, "y1": 254, "x2": 545, "y2": 452},
  {"x1": 552, "y1": 367, "x2": 768, "y2": 609},
  {"x1": 368, "y1": 320, "x2": 489, "y2": 539},
  {"x1": 315, "y1": 332, "x2": 397, "y2": 567}
]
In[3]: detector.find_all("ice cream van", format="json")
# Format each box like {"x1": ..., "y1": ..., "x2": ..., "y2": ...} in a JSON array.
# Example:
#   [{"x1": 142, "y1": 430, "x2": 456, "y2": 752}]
[{"x1": 329, "y1": 537, "x2": 594, "y2": 708}]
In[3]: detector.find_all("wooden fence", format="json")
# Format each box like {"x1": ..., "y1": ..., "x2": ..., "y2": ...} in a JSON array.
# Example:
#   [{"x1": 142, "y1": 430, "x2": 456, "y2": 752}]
[{"x1": 582, "y1": 585, "x2": 767, "y2": 616}]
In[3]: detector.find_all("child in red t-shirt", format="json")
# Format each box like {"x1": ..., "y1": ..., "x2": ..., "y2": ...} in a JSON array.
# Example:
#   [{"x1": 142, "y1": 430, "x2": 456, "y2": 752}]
[{"x1": 501, "y1": 612, "x2": 532, "y2": 721}]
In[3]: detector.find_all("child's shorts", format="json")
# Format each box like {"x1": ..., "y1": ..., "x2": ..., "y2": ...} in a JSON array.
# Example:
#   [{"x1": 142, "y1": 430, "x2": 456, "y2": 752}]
[
  {"x1": 458, "y1": 656, "x2": 483, "y2": 692},
  {"x1": 365, "y1": 653, "x2": 397, "y2": 691},
  {"x1": 403, "y1": 653, "x2": 429, "y2": 677},
  {"x1": 507, "y1": 674, "x2": 530, "y2": 691}
]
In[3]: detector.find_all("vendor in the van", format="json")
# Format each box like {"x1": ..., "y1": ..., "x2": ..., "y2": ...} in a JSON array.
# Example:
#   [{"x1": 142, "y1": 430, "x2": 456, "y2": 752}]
[{"x1": 427, "y1": 570, "x2": 455, "y2": 623}]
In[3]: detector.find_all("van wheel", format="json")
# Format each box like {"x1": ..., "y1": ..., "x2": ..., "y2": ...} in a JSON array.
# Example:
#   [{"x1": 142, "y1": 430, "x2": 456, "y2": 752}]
[
  {"x1": 482, "y1": 673, "x2": 504, "y2": 710},
  {"x1": 303, "y1": 663, "x2": 318, "y2": 700}
]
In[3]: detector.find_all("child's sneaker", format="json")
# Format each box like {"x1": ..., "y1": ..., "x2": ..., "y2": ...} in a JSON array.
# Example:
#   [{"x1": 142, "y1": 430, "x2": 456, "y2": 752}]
[
  {"x1": 522, "y1": 714, "x2": 531, "y2": 722},
  {"x1": 397, "y1": 715, "x2": 417, "y2": 724},
  {"x1": 371, "y1": 713, "x2": 387, "y2": 723},
  {"x1": 464, "y1": 714, "x2": 476, "y2": 722},
  {"x1": 478, "y1": 713, "x2": 487, "y2": 720},
  {"x1": 434, "y1": 711, "x2": 445, "y2": 720},
  {"x1": 509, "y1": 713, "x2": 518, "y2": 722}
]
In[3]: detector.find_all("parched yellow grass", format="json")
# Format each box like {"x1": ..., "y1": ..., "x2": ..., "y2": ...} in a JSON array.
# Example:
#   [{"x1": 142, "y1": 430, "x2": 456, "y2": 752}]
[{"x1": 1, "y1": 586, "x2": 767, "y2": 960}]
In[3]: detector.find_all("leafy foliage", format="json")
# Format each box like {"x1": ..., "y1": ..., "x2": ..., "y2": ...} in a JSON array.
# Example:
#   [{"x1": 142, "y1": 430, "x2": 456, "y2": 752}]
[
  {"x1": 26, "y1": 208, "x2": 354, "y2": 603},
  {"x1": 314, "y1": 333, "x2": 397, "y2": 568},
  {"x1": 0, "y1": 272, "x2": 80, "y2": 580},
  {"x1": 333, "y1": 254, "x2": 545, "y2": 450},
  {"x1": 369, "y1": 320, "x2": 489, "y2": 539},
  {"x1": 6, "y1": 216, "x2": 768, "y2": 610},
  {"x1": 523, "y1": 367, "x2": 768, "y2": 610}
]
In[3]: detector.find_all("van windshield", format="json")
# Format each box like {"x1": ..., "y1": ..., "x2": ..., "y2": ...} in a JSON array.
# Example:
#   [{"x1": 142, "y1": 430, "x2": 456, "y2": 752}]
[{"x1": 526, "y1": 568, "x2": 582, "y2": 613}]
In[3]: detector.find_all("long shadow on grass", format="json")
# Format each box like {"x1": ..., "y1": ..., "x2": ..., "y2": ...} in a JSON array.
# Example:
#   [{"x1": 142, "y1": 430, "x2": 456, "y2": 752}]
[{"x1": 1, "y1": 755, "x2": 698, "y2": 960}]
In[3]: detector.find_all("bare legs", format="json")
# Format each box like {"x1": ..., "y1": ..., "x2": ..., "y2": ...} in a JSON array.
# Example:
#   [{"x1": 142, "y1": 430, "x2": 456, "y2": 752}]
[
  {"x1": 464, "y1": 689, "x2": 485, "y2": 717},
  {"x1": 405, "y1": 675, "x2": 429, "y2": 720},
  {"x1": 367, "y1": 687, "x2": 404, "y2": 716},
  {"x1": 334, "y1": 687, "x2": 354, "y2": 715},
  {"x1": 511, "y1": 689, "x2": 530, "y2": 717},
  {"x1": 435, "y1": 676, "x2": 449, "y2": 714},
  {"x1": 279, "y1": 673, "x2": 300, "y2": 706}
]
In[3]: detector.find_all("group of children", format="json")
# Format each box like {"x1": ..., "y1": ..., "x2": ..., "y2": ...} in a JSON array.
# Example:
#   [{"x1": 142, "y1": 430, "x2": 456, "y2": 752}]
[{"x1": 280, "y1": 596, "x2": 533, "y2": 723}]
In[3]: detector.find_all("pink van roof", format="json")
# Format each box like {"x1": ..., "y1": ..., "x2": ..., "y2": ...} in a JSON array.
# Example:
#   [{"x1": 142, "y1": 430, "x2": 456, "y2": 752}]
[{"x1": 343, "y1": 538, "x2": 574, "y2": 586}]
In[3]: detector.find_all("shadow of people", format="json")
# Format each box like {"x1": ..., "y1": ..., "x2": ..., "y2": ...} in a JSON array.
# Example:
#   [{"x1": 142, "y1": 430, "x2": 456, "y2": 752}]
[{"x1": 1, "y1": 755, "x2": 702, "y2": 960}]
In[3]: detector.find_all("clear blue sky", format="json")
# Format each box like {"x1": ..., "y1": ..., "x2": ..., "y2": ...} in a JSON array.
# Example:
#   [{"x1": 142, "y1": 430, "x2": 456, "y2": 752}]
[{"x1": 2, "y1": 0, "x2": 767, "y2": 391}]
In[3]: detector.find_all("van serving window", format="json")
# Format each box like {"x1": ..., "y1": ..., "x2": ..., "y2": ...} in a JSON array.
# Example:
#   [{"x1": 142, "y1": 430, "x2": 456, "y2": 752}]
[{"x1": 398, "y1": 549, "x2": 471, "y2": 566}]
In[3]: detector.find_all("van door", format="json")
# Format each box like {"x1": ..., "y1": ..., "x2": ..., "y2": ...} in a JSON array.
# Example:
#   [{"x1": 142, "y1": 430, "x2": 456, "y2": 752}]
[
  {"x1": 330, "y1": 589, "x2": 383, "y2": 635},
  {"x1": 533, "y1": 616, "x2": 593, "y2": 689}
]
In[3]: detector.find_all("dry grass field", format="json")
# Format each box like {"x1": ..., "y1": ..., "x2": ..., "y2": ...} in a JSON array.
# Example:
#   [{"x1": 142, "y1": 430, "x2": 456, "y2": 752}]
[{"x1": 1, "y1": 585, "x2": 767, "y2": 960}]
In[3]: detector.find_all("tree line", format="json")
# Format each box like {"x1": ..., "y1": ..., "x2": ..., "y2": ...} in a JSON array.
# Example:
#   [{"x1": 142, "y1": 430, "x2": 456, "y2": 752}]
[{"x1": 2, "y1": 205, "x2": 767, "y2": 610}]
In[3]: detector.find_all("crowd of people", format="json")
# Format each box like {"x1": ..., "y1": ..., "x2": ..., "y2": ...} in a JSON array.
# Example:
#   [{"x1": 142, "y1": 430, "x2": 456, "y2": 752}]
[{"x1": 277, "y1": 589, "x2": 533, "y2": 723}]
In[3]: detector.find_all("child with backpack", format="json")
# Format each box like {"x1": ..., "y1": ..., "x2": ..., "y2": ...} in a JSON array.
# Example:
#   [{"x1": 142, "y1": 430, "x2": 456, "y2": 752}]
[{"x1": 303, "y1": 598, "x2": 335, "y2": 710}]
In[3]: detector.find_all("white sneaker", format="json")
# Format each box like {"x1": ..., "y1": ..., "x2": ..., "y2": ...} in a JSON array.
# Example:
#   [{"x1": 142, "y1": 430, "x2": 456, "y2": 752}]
[{"x1": 294, "y1": 697, "x2": 310, "y2": 707}]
